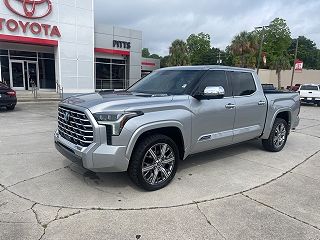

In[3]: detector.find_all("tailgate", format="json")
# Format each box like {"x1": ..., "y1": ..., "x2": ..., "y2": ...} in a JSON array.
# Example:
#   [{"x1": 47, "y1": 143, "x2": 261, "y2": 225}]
[{"x1": 299, "y1": 90, "x2": 320, "y2": 98}]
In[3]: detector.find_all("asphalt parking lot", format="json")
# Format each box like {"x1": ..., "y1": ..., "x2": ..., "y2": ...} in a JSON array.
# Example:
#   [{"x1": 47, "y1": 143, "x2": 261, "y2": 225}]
[{"x1": 0, "y1": 102, "x2": 320, "y2": 240}]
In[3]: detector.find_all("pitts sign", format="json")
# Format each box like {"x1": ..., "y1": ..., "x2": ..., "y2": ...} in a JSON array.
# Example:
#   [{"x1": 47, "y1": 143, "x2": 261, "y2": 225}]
[
  {"x1": 113, "y1": 40, "x2": 131, "y2": 49},
  {"x1": 1, "y1": 0, "x2": 61, "y2": 38}
]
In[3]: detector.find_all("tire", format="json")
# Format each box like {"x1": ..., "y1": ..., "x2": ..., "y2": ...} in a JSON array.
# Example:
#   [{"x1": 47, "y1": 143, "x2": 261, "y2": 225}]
[
  {"x1": 262, "y1": 118, "x2": 288, "y2": 152},
  {"x1": 6, "y1": 105, "x2": 15, "y2": 111},
  {"x1": 317, "y1": 103, "x2": 320, "y2": 107},
  {"x1": 128, "y1": 134, "x2": 179, "y2": 191}
]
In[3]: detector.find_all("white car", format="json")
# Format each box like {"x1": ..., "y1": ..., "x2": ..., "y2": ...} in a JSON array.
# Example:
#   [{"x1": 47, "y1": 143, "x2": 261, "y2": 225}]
[{"x1": 299, "y1": 84, "x2": 320, "y2": 106}]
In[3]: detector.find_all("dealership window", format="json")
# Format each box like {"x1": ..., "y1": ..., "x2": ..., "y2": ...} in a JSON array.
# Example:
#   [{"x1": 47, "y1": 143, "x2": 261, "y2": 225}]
[
  {"x1": 0, "y1": 50, "x2": 10, "y2": 85},
  {"x1": 38, "y1": 53, "x2": 56, "y2": 89},
  {"x1": 95, "y1": 58, "x2": 127, "y2": 90},
  {"x1": 0, "y1": 49, "x2": 55, "y2": 89}
]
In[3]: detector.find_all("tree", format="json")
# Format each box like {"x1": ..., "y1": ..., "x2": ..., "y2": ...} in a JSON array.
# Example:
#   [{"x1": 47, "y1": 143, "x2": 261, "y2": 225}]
[
  {"x1": 224, "y1": 46, "x2": 236, "y2": 66},
  {"x1": 186, "y1": 32, "x2": 211, "y2": 65},
  {"x1": 149, "y1": 53, "x2": 161, "y2": 59},
  {"x1": 229, "y1": 31, "x2": 258, "y2": 68},
  {"x1": 271, "y1": 56, "x2": 291, "y2": 89},
  {"x1": 142, "y1": 48, "x2": 150, "y2": 58},
  {"x1": 201, "y1": 47, "x2": 228, "y2": 65},
  {"x1": 168, "y1": 39, "x2": 190, "y2": 66},
  {"x1": 289, "y1": 36, "x2": 320, "y2": 69},
  {"x1": 264, "y1": 18, "x2": 292, "y2": 89},
  {"x1": 265, "y1": 18, "x2": 291, "y2": 52},
  {"x1": 160, "y1": 55, "x2": 170, "y2": 68}
]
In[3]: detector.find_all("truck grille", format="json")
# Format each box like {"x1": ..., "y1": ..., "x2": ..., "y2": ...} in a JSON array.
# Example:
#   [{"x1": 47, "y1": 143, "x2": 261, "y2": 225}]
[{"x1": 58, "y1": 106, "x2": 94, "y2": 147}]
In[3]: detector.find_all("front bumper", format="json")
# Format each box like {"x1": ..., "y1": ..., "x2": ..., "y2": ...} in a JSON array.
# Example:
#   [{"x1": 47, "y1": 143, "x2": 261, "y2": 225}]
[{"x1": 54, "y1": 130, "x2": 129, "y2": 172}]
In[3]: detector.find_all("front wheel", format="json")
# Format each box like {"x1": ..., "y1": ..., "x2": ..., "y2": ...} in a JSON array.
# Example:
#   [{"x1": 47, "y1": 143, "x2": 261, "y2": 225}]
[
  {"x1": 128, "y1": 134, "x2": 179, "y2": 191},
  {"x1": 6, "y1": 105, "x2": 15, "y2": 111},
  {"x1": 262, "y1": 118, "x2": 288, "y2": 152}
]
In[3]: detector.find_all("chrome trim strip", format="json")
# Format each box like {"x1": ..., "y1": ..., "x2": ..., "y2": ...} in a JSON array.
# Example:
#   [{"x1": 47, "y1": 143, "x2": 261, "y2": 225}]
[{"x1": 197, "y1": 125, "x2": 261, "y2": 143}]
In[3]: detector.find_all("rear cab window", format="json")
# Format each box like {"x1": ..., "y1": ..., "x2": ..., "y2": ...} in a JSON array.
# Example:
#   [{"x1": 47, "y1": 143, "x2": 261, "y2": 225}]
[
  {"x1": 227, "y1": 71, "x2": 256, "y2": 96},
  {"x1": 300, "y1": 85, "x2": 319, "y2": 91}
]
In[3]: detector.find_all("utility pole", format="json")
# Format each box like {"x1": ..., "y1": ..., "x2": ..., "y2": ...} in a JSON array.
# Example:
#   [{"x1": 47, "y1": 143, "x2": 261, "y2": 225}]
[
  {"x1": 290, "y1": 37, "x2": 299, "y2": 90},
  {"x1": 217, "y1": 52, "x2": 221, "y2": 65},
  {"x1": 256, "y1": 25, "x2": 269, "y2": 75}
]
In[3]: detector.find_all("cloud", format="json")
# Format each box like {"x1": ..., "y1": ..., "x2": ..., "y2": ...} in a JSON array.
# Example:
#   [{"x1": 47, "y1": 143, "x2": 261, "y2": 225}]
[{"x1": 94, "y1": 0, "x2": 320, "y2": 56}]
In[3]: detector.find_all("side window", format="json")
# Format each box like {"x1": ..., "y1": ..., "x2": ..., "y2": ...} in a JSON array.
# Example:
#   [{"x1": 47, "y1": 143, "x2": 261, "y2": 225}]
[
  {"x1": 198, "y1": 70, "x2": 231, "y2": 97},
  {"x1": 228, "y1": 71, "x2": 256, "y2": 96}
]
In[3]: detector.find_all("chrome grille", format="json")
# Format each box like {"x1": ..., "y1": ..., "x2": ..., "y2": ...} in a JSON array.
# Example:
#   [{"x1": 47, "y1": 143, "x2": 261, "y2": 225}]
[{"x1": 58, "y1": 106, "x2": 93, "y2": 147}]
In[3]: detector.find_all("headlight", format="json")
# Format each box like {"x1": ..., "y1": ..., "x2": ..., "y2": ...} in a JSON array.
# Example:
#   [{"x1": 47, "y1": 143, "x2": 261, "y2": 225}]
[{"x1": 93, "y1": 111, "x2": 143, "y2": 136}]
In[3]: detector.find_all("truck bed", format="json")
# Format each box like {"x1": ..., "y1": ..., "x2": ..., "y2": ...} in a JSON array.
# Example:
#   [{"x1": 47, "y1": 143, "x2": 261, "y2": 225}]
[{"x1": 261, "y1": 91, "x2": 300, "y2": 138}]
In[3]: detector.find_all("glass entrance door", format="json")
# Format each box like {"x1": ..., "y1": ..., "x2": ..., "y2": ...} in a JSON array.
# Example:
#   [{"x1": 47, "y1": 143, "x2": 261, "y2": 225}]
[
  {"x1": 27, "y1": 62, "x2": 38, "y2": 90},
  {"x1": 10, "y1": 61, "x2": 39, "y2": 90},
  {"x1": 10, "y1": 61, "x2": 25, "y2": 90}
]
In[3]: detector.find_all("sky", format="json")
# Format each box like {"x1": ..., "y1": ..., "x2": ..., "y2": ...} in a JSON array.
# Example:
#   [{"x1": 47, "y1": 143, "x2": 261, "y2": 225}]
[{"x1": 94, "y1": 0, "x2": 320, "y2": 56}]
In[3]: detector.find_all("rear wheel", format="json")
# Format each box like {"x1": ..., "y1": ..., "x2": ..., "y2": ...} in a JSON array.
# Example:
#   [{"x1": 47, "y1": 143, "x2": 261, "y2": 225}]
[
  {"x1": 6, "y1": 105, "x2": 15, "y2": 111},
  {"x1": 262, "y1": 118, "x2": 288, "y2": 152},
  {"x1": 128, "y1": 134, "x2": 179, "y2": 191}
]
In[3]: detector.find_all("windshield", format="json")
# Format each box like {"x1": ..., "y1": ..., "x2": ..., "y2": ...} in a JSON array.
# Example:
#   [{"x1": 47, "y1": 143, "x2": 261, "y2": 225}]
[
  {"x1": 128, "y1": 70, "x2": 205, "y2": 95},
  {"x1": 300, "y1": 85, "x2": 319, "y2": 91}
]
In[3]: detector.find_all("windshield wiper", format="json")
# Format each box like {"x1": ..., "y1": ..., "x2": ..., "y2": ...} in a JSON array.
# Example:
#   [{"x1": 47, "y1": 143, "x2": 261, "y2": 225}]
[{"x1": 131, "y1": 92, "x2": 171, "y2": 97}]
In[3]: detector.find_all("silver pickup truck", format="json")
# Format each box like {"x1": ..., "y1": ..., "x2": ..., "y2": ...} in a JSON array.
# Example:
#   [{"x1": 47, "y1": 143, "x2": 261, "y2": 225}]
[{"x1": 54, "y1": 66, "x2": 300, "y2": 190}]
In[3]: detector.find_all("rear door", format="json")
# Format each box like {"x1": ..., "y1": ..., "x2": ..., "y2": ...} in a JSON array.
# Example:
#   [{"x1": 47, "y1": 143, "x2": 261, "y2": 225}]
[
  {"x1": 227, "y1": 71, "x2": 267, "y2": 143},
  {"x1": 190, "y1": 70, "x2": 236, "y2": 154}
]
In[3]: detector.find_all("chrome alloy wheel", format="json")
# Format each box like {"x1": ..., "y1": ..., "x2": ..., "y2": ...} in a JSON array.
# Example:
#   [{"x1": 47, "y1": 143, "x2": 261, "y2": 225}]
[
  {"x1": 273, "y1": 123, "x2": 287, "y2": 148},
  {"x1": 141, "y1": 143, "x2": 175, "y2": 185}
]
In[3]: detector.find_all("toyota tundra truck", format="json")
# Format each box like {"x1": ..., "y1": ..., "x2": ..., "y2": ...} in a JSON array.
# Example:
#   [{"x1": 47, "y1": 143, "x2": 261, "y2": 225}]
[{"x1": 54, "y1": 66, "x2": 300, "y2": 191}]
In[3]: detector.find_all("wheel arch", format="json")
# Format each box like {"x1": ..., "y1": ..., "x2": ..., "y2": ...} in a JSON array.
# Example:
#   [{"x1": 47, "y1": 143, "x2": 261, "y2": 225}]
[
  {"x1": 275, "y1": 111, "x2": 291, "y2": 127},
  {"x1": 261, "y1": 108, "x2": 292, "y2": 139},
  {"x1": 125, "y1": 121, "x2": 187, "y2": 162}
]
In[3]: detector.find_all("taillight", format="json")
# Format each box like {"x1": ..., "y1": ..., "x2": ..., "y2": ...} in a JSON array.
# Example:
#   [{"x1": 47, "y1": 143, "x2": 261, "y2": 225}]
[{"x1": 6, "y1": 91, "x2": 16, "y2": 97}]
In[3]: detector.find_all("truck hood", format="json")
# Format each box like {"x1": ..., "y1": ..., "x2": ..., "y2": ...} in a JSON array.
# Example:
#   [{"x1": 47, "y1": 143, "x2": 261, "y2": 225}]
[{"x1": 61, "y1": 91, "x2": 177, "y2": 113}]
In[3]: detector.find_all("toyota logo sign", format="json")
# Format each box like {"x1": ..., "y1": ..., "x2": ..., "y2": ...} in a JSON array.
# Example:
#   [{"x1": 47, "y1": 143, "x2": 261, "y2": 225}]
[
  {"x1": 4, "y1": 0, "x2": 53, "y2": 19},
  {"x1": 63, "y1": 112, "x2": 70, "y2": 122}
]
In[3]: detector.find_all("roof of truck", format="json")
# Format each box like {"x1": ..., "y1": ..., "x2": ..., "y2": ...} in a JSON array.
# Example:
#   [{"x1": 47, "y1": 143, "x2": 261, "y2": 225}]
[
  {"x1": 159, "y1": 65, "x2": 255, "y2": 72},
  {"x1": 301, "y1": 84, "x2": 319, "y2": 86}
]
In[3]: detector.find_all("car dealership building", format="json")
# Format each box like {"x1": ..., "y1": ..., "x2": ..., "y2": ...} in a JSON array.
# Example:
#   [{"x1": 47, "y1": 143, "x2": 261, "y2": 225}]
[{"x1": 0, "y1": 0, "x2": 160, "y2": 94}]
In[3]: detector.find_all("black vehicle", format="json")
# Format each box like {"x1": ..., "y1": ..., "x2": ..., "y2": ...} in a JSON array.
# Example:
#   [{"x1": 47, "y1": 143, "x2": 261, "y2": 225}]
[
  {"x1": 0, "y1": 82, "x2": 17, "y2": 110},
  {"x1": 262, "y1": 84, "x2": 276, "y2": 91}
]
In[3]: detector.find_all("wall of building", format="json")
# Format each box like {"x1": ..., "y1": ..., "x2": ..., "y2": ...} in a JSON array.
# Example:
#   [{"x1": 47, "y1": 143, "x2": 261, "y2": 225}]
[
  {"x1": 141, "y1": 57, "x2": 161, "y2": 72},
  {"x1": 0, "y1": 0, "x2": 95, "y2": 94},
  {"x1": 258, "y1": 69, "x2": 320, "y2": 87},
  {"x1": 94, "y1": 24, "x2": 142, "y2": 86}
]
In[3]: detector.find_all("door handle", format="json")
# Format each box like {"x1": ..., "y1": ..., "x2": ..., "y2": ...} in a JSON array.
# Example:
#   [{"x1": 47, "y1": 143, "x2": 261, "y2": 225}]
[
  {"x1": 258, "y1": 101, "x2": 266, "y2": 106},
  {"x1": 225, "y1": 103, "x2": 236, "y2": 109}
]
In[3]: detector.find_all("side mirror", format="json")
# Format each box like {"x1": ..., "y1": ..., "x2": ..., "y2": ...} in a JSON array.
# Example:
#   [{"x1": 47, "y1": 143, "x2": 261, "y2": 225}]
[{"x1": 194, "y1": 86, "x2": 225, "y2": 100}]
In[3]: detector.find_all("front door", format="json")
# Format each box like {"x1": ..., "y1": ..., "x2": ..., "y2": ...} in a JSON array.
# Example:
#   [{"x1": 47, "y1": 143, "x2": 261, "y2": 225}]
[
  {"x1": 190, "y1": 70, "x2": 236, "y2": 154},
  {"x1": 10, "y1": 61, "x2": 39, "y2": 90},
  {"x1": 10, "y1": 61, "x2": 25, "y2": 90}
]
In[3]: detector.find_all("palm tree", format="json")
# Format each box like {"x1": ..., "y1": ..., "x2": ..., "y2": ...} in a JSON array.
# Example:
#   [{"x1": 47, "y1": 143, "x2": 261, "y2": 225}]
[
  {"x1": 271, "y1": 56, "x2": 291, "y2": 89},
  {"x1": 169, "y1": 39, "x2": 190, "y2": 66},
  {"x1": 230, "y1": 31, "x2": 258, "y2": 68}
]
